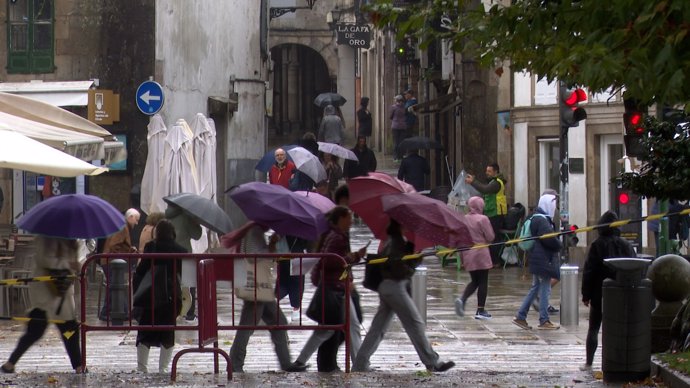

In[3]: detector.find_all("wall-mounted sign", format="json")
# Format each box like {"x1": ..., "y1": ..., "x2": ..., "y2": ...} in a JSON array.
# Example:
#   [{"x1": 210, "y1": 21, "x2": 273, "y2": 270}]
[
  {"x1": 88, "y1": 89, "x2": 120, "y2": 124},
  {"x1": 336, "y1": 23, "x2": 371, "y2": 49}
]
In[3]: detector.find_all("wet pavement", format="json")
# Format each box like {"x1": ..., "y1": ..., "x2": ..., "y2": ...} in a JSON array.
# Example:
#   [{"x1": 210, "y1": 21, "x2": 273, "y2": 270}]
[{"x1": 0, "y1": 151, "x2": 675, "y2": 387}]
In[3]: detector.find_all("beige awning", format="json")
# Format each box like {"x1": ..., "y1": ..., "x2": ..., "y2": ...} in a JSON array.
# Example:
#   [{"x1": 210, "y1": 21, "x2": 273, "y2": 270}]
[
  {"x1": 0, "y1": 90, "x2": 124, "y2": 162},
  {"x1": 0, "y1": 129, "x2": 107, "y2": 177},
  {"x1": 0, "y1": 80, "x2": 94, "y2": 107}
]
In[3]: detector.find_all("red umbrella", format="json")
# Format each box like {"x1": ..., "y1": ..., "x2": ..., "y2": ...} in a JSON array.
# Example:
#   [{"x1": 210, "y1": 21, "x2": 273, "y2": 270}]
[
  {"x1": 381, "y1": 192, "x2": 474, "y2": 250},
  {"x1": 349, "y1": 172, "x2": 416, "y2": 241}
]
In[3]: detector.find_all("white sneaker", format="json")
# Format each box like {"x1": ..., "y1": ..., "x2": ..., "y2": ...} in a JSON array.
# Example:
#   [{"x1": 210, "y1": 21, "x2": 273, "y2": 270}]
[
  {"x1": 290, "y1": 309, "x2": 301, "y2": 324},
  {"x1": 579, "y1": 364, "x2": 592, "y2": 371}
]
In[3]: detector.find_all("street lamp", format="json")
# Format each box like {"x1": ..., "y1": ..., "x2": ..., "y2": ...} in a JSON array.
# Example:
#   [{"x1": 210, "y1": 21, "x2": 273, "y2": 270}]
[
  {"x1": 326, "y1": 7, "x2": 343, "y2": 30},
  {"x1": 270, "y1": 0, "x2": 318, "y2": 20}
]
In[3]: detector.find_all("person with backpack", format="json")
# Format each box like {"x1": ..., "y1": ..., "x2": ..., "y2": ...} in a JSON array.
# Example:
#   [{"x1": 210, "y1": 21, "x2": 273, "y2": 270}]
[
  {"x1": 580, "y1": 210, "x2": 636, "y2": 372},
  {"x1": 454, "y1": 196, "x2": 495, "y2": 320},
  {"x1": 512, "y1": 192, "x2": 562, "y2": 330}
]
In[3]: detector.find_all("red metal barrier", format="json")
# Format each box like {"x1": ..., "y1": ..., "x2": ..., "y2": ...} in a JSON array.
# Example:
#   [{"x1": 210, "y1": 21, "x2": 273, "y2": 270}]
[
  {"x1": 171, "y1": 259, "x2": 230, "y2": 381},
  {"x1": 79, "y1": 252, "x2": 351, "y2": 378}
]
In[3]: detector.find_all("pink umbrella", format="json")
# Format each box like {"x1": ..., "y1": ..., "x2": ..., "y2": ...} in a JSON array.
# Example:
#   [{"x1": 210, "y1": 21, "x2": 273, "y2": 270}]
[
  {"x1": 381, "y1": 192, "x2": 474, "y2": 250},
  {"x1": 349, "y1": 172, "x2": 416, "y2": 241}
]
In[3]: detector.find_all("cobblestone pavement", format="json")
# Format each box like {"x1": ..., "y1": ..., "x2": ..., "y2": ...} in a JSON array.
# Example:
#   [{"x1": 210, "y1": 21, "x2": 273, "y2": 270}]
[{"x1": 0, "y1": 151, "x2": 670, "y2": 387}]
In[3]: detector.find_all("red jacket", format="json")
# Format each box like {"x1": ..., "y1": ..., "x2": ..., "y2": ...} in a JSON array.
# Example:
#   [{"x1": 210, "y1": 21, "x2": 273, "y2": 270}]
[{"x1": 268, "y1": 160, "x2": 295, "y2": 189}]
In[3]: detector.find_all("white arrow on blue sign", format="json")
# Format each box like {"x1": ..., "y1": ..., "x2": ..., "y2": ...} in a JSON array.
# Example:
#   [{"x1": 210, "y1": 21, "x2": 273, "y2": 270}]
[{"x1": 136, "y1": 80, "x2": 164, "y2": 115}]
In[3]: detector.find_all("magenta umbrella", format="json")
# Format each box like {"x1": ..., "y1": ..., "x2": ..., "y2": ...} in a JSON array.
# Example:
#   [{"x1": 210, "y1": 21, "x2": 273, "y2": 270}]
[
  {"x1": 227, "y1": 182, "x2": 330, "y2": 240},
  {"x1": 381, "y1": 192, "x2": 473, "y2": 250},
  {"x1": 349, "y1": 172, "x2": 416, "y2": 241},
  {"x1": 17, "y1": 194, "x2": 125, "y2": 239}
]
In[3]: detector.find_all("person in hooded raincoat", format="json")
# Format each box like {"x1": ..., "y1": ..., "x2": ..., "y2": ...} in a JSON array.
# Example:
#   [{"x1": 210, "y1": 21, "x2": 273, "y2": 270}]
[
  {"x1": 318, "y1": 105, "x2": 345, "y2": 145},
  {"x1": 512, "y1": 193, "x2": 562, "y2": 330},
  {"x1": 454, "y1": 196, "x2": 495, "y2": 320}
]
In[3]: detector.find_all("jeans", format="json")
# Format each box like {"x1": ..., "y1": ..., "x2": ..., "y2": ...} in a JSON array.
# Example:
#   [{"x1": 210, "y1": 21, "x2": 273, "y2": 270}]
[{"x1": 516, "y1": 274, "x2": 551, "y2": 325}]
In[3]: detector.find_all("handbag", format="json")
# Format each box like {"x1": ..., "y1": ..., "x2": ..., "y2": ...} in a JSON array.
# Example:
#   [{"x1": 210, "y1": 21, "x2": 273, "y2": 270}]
[
  {"x1": 362, "y1": 257, "x2": 384, "y2": 291},
  {"x1": 306, "y1": 285, "x2": 345, "y2": 324}
]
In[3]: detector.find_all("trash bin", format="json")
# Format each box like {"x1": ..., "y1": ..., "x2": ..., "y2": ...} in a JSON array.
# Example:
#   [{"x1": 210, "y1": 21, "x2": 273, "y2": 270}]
[
  {"x1": 560, "y1": 265, "x2": 579, "y2": 326},
  {"x1": 411, "y1": 266, "x2": 427, "y2": 324},
  {"x1": 602, "y1": 257, "x2": 653, "y2": 383}
]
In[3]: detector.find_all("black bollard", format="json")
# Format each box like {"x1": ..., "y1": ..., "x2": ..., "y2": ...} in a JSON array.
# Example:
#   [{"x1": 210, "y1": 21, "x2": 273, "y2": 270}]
[{"x1": 109, "y1": 259, "x2": 128, "y2": 326}]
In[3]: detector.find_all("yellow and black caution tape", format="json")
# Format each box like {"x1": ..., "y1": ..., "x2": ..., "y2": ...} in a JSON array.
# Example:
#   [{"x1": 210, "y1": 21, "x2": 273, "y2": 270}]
[
  {"x1": 0, "y1": 274, "x2": 77, "y2": 286},
  {"x1": 338, "y1": 208, "x2": 690, "y2": 280}
]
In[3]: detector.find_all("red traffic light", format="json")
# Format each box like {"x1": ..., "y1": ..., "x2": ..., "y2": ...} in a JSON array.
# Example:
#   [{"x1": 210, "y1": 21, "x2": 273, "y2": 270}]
[
  {"x1": 564, "y1": 88, "x2": 587, "y2": 106},
  {"x1": 569, "y1": 224, "x2": 578, "y2": 232},
  {"x1": 618, "y1": 192, "x2": 630, "y2": 204}
]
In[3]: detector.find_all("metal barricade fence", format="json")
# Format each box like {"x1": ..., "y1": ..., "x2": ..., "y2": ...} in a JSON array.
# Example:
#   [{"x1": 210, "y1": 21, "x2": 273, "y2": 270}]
[{"x1": 79, "y1": 252, "x2": 351, "y2": 380}]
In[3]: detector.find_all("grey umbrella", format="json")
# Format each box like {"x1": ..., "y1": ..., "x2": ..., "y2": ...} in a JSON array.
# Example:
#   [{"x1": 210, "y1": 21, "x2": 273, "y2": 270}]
[
  {"x1": 314, "y1": 92, "x2": 347, "y2": 108},
  {"x1": 398, "y1": 136, "x2": 444, "y2": 152},
  {"x1": 163, "y1": 192, "x2": 234, "y2": 234}
]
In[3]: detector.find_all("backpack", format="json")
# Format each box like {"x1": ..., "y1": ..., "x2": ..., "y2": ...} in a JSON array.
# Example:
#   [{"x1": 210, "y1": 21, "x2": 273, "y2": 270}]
[{"x1": 517, "y1": 214, "x2": 546, "y2": 251}]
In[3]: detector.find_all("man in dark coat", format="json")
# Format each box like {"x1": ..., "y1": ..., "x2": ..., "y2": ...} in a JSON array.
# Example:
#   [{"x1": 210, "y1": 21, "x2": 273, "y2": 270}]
[
  {"x1": 343, "y1": 136, "x2": 377, "y2": 179},
  {"x1": 397, "y1": 150, "x2": 430, "y2": 191},
  {"x1": 580, "y1": 210, "x2": 636, "y2": 372}
]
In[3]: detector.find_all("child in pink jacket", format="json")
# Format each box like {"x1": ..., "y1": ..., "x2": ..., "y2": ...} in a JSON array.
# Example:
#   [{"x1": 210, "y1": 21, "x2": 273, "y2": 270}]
[{"x1": 455, "y1": 196, "x2": 495, "y2": 319}]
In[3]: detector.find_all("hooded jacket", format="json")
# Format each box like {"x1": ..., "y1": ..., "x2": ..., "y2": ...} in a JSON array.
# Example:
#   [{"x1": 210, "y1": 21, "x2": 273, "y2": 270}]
[
  {"x1": 581, "y1": 211, "x2": 636, "y2": 304},
  {"x1": 462, "y1": 197, "x2": 495, "y2": 272},
  {"x1": 527, "y1": 194, "x2": 562, "y2": 279},
  {"x1": 319, "y1": 105, "x2": 345, "y2": 144}
]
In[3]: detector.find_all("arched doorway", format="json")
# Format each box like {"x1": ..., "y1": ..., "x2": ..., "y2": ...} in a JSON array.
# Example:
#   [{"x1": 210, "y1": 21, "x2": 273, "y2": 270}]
[{"x1": 270, "y1": 44, "x2": 331, "y2": 142}]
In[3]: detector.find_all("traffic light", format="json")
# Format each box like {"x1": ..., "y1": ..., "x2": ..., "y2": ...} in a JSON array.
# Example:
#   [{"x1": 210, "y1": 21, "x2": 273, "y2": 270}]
[
  {"x1": 565, "y1": 224, "x2": 579, "y2": 247},
  {"x1": 622, "y1": 98, "x2": 647, "y2": 158},
  {"x1": 395, "y1": 38, "x2": 415, "y2": 64},
  {"x1": 559, "y1": 85, "x2": 587, "y2": 128}
]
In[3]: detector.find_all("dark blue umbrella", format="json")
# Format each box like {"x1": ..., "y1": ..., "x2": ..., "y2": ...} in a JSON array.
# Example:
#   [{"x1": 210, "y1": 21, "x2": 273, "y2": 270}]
[
  {"x1": 255, "y1": 144, "x2": 298, "y2": 173},
  {"x1": 17, "y1": 194, "x2": 125, "y2": 239}
]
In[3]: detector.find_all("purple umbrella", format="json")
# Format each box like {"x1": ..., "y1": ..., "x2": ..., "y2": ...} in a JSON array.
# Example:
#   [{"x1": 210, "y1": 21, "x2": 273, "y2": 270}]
[
  {"x1": 227, "y1": 182, "x2": 330, "y2": 240},
  {"x1": 17, "y1": 194, "x2": 125, "y2": 239}
]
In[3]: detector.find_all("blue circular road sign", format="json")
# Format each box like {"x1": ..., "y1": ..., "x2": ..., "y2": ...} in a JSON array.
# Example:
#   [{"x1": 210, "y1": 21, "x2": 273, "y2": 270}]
[{"x1": 136, "y1": 80, "x2": 165, "y2": 115}]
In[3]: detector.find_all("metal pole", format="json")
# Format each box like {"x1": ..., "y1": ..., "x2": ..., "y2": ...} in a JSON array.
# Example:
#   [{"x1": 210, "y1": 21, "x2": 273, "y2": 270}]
[{"x1": 559, "y1": 124, "x2": 570, "y2": 262}]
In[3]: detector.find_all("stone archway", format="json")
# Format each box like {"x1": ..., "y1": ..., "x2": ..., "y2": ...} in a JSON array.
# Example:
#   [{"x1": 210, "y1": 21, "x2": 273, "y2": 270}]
[{"x1": 268, "y1": 32, "x2": 339, "y2": 140}]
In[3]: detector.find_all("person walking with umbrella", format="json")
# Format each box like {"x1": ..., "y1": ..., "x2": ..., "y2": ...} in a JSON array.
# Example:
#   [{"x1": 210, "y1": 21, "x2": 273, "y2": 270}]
[
  {"x1": 352, "y1": 219, "x2": 455, "y2": 373},
  {"x1": 318, "y1": 105, "x2": 345, "y2": 145},
  {"x1": 269, "y1": 148, "x2": 297, "y2": 190},
  {"x1": 132, "y1": 219, "x2": 185, "y2": 374},
  {"x1": 343, "y1": 136, "x2": 377, "y2": 179},
  {"x1": 397, "y1": 149, "x2": 430, "y2": 191},
  {"x1": 287, "y1": 206, "x2": 366, "y2": 372},
  {"x1": 390, "y1": 95, "x2": 408, "y2": 162},
  {"x1": 2, "y1": 237, "x2": 84, "y2": 374},
  {"x1": 454, "y1": 196, "x2": 495, "y2": 320},
  {"x1": 224, "y1": 222, "x2": 305, "y2": 373}
]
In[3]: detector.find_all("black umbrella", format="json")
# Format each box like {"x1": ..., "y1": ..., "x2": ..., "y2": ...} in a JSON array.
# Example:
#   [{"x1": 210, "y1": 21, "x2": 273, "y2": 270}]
[
  {"x1": 314, "y1": 92, "x2": 347, "y2": 108},
  {"x1": 398, "y1": 136, "x2": 444, "y2": 152},
  {"x1": 163, "y1": 193, "x2": 234, "y2": 234}
]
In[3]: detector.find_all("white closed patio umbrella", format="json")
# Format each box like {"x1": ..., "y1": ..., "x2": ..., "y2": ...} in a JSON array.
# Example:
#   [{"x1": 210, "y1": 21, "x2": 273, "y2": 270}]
[
  {"x1": 140, "y1": 114, "x2": 168, "y2": 215},
  {"x1": 161, "y1": 118, "x2": 199, "y2": 198},
  {"x1": 0, "y1": 129, "x2": 107, "y2": 177}
]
